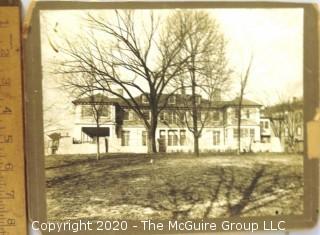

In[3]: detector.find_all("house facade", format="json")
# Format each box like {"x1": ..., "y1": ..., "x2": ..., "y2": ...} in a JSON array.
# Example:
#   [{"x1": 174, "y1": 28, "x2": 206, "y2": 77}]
[
  {"x1": 53, "y1": 94, "x2": 283, "y2": 155},
  {"x1": 264, "y1": 97, "x2": 304, "y2": 153}
]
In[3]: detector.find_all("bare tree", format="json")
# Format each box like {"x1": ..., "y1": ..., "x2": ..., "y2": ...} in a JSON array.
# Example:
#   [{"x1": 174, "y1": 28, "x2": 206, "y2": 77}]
[
  {"x1": 265, "y1": 96, "x2": 303, "y2": 152},
  {"x1": 66, "y1": 72, "x2": 109, "y2": 160},
  {"x1": 167, "y1": 10, "x2": 231, "y2": 156},
  {"x1": 43, "y1": 102, "x2": 64, "y2": 133},
  {"x1": 83, "y1": 93, "x2": 109, "y2": 161},
  {"x1": 53, "y1": 10, "x2": 189, "y2": 153},
  {"x1": 236, "y1": 57, "x2": 253, "y2": 154}
]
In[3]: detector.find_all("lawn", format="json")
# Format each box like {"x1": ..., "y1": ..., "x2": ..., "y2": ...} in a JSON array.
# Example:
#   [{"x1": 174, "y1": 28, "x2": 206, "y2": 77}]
[{"x1": 45, "y1": 153, "x2": 303, "y2": 221}]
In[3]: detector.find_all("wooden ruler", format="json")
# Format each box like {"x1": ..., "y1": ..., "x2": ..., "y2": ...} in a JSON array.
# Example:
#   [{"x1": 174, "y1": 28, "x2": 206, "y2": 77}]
[{"x1": 0, "y1": 5, "x2": 27, "y2": 235}]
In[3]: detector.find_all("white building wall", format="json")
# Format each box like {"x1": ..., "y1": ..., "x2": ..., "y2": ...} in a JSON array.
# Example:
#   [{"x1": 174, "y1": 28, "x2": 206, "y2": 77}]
[
  {"x1": 224, "y1": 125, "x2": 261, "y2": 151},
  {"x1": 52, "y1": 103, "x2": 284, "y2": 155},
  {"x1": 116, "y1": 127, "x2": 148, "y2": 153},
  {"x1": 199, "y1": 128, "x2": 226, "y2": 152}
]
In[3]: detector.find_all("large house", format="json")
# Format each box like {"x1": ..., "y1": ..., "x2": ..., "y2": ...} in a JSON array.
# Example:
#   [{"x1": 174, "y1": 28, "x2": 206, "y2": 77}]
[
  {"x1": 264, "y1": 97, "x2": 304, "y2": 153},
  {"x1": 50, "y1": 93, "x2": 283, "y2": 155}
]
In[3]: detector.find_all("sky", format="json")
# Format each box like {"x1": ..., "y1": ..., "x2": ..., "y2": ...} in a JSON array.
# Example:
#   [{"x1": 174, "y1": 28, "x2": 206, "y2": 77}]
[{"x1": 40, "y1": 8, "x2": 303, "y2": 132}]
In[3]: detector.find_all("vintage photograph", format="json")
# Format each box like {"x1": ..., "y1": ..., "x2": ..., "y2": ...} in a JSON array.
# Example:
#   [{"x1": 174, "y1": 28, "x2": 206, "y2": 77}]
[{"x1": 40, "y1": 8, "x2": 304, "y2": 221}]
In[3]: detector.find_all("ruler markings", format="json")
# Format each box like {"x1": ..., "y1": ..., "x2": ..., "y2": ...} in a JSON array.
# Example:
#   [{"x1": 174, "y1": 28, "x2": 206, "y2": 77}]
[{"x1": 0, "y1": 5, "x2": 27, "y2": 235}]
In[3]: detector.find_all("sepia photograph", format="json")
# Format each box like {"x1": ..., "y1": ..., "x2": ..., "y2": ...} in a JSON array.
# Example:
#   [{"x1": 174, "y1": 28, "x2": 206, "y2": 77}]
[{"x1": 39, "y1": 7, "x2": 304, "y2": 221}]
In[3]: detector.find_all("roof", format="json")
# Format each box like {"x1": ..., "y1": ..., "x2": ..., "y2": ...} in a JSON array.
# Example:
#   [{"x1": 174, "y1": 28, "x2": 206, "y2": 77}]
[
  {"x1": 72, "y1": 93, "x2": 262, "y2": 109},
  {"x1": 225, "y1": 97, "x2": 262, "y2": 107},
  {"x1": 82, "y1": 127, "x2": 110, "y2": 137},
  {"x1": 264, "y1": 98, "x2": 303, "y2": 114},
  {"x1": 72, "y1": 94, "x2": 121, "y2": 105}
]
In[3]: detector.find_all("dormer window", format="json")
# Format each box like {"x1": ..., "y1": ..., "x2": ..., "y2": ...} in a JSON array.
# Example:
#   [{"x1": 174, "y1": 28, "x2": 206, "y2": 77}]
[
  {"x1": 168, "y1": 95, "x2": 176, "y2": 105},
  {"x1": 142, "y1": 94, "x2": 149, "y2": 104}
]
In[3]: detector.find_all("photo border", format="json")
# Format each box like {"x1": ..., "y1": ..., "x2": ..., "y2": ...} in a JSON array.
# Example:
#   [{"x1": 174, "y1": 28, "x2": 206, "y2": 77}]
[{"x1": 24, "y1": 1, "x2": 319, "y2": 234}]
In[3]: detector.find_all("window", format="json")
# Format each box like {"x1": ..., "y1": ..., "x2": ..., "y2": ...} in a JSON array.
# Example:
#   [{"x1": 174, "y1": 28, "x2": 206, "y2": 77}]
[
  {"x1": 196, "y1": 96, "x2": 201, "y2": 105},
  {"x1": 240, "y1": 129, "x2": 249, "y2": 138},
  {"x1": 260, "y1": 121, "x2": 264, "y2": 129},
  {"x1": 180, "y1": 130, "x2": 186, "y2": 145},
  {"x1": 178, "y1": 112, "x2": 186, "y2": 123},
  {"x1": 160, "y1": 130, "x2": 166, "y2": 140},
  {"x1": 296, "y1": 126, "x2": 302, "y2": 136},
  {"x1": 168, "y1": 130, "x2": 178, "y2": 146},
  {"x1": 81, "y1": 106, "x2": 92, "y2": 117},
  {"x1": 250, "y1": 129, "x2": 255, "y2": 138},
  {"x1": 284, "y1": 128, "x2": 289, "y2": 137},
  {"x1": 142, "y1": 131, "x2": 147, "y2": 146},
  {"x1": 234, "y1": 108, "x2": 239, "y2": 119},
  {"x1": 260, "y1": 121, "x2": 269, "y2": 129},
  {"x1": 160, "y1": 112, "x2": 165, "y2": 121},
  {"x1": 213, "y1": 131, "x2": 220, "y2": 145},
  {"x1": 123, "y1": 110, "x2": 129, "y2": 120},
  {"x1": 141, "y1": 94, "x2": 148, "y2": 104},
  {"x1": 295, "y1": 112, "x2": 303, "y2": 122},
  {"x1": 142, "y1": 110, "x2": 150, "y2": 120},
  {"x1": 246, "y1": 109, "x2": 250, "y2": 119},
  {"x1": 100, "y1": 106, "x2": 110, "y2": 117},
  {"x1": 213, "y1": 111, "x2": 220, "y2": 121},
  {"x1": 233, "y1": 128, "x2": 239, "y2": 138},
  {"x1": 168, "y1": 111, "x2": 177, "y2": 124},
  {"x1": 82, "y1": 105, "x2": 110, "y2": 118},
  {"x1": 159, "y1": 130, "x2": 166, "y2": 148},
  {"x1": 168, "y1": 95, "x2": 176, "y2": 104},
  {"x1": 262, "y1": 136, "x2": 271, "y2": 143},
  {"x1": 121, "y1": 131, "x2": 130, "y2": 146}
]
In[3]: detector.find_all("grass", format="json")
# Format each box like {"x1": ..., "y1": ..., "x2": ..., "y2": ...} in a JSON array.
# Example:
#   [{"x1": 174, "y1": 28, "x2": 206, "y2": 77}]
[{"x1": 45, "y1": 153, "x2": 303, "y2": 221}]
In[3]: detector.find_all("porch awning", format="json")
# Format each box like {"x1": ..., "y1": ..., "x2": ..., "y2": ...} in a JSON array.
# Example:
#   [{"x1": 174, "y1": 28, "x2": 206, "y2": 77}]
[{"x1": 82, "y1": 127, "x2": 110, "y2": 137}]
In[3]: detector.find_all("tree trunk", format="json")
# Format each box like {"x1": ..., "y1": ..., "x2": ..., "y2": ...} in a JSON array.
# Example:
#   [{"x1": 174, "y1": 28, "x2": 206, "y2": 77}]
[
  {"x1": 191, "y1": 73, "x2": 199, "y2": 157},
  {"x1": 194, "y1": 133, "x2": 200, "y2": 157},
  {"x1": 147, "y1": 99, "x2": 158, "y2": 154},
  {"x1": 147, "y1": 126, "x2": 157, "y2": 154},
  {"x1": 147, "y1": 110, "x2": 158, "y2": 154},
  {"x1": 96, "y1": 119, "x2": 101, "y2": 160},
  {"x1": 96, "y1": 136, "x2": 100, "y2": 160},
  {"x1": 237, "y1": 103, "x2": 242, "y2": 155},
  {"x1": 190, "y1": 62, "x2": 200, "y2": 157}
]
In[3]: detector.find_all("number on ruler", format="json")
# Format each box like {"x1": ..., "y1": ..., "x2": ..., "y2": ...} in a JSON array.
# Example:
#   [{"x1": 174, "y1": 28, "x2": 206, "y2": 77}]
[
  {"x1": 0, "y1": 136, "x2": 12, "y2": 144},
  {"x1": 0, "y1": 77, "x2": 10, "y2": 87},
  {"x1": 7, "y1": 219, "x2": 15, "y2": 226},
  {"x1": 6, "y1": 191, "x2": 14, "y2": 199},
  {"x1": 4, "y1": 163, "x2": 12, "y2": 171},
  {"x1": 0, "y1": 163, "x2": 13, "y2": 171}
]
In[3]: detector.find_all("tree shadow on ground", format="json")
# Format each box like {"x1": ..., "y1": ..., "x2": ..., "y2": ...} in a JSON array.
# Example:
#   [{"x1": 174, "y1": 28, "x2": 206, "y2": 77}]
[
  {"x1": 108, "y1": 164, "x2": 302, "y2": 219},
  {"x1": 46, "y1": 155, "x2": 304, "y2": 220}
]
